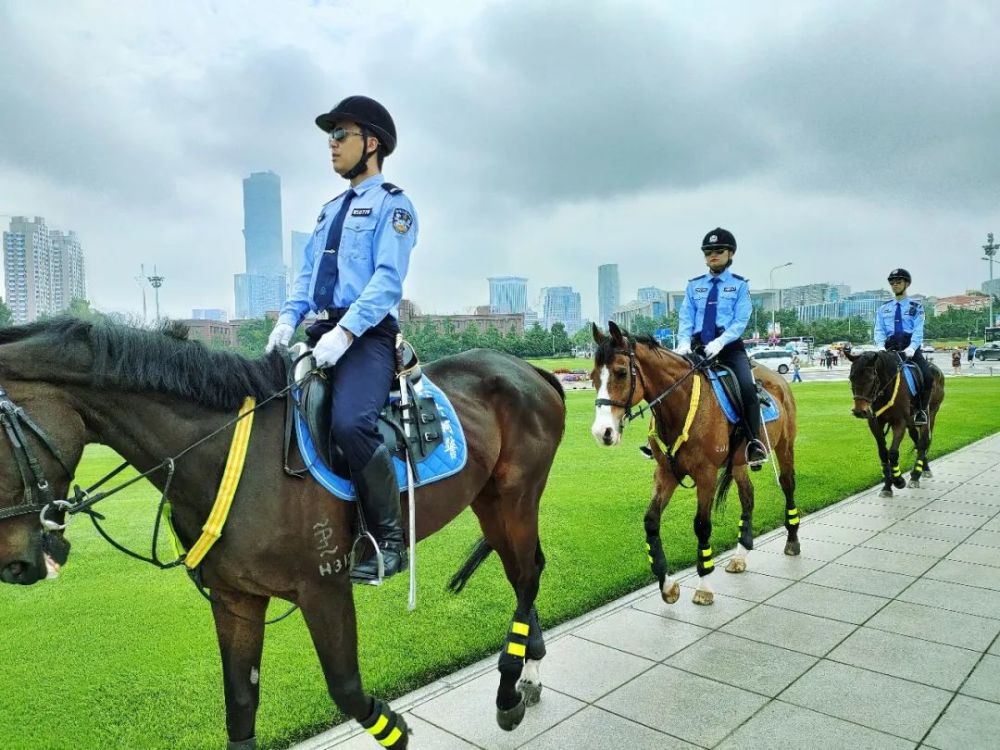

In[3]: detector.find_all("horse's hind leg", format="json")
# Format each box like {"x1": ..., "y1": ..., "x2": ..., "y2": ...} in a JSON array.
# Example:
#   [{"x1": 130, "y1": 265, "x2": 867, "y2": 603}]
[
  {"x1": 776, "y1": 441, "x2": 801, "y2": 556},
  {"x1": 645, "y1": 465, "x2": 680, "y2": 603},
  {"x1": 726, "y1": 466, "x2": 755, "y2": 573},
  {"x1": 211, "y1": 591, "x2": 269, "y2": 750},
  {"x1": 301, "y1": 588, "x2": 409, "y2": 748},
  {"x1": 692, "y1": 474, "x2": 717, "y2": 606}
]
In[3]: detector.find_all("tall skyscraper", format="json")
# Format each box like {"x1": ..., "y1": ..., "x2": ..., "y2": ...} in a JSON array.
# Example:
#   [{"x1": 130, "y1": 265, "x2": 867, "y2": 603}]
[
  {"x1": 541, "y1": 286, "x2": 582, "y2": 333},
  {"x1": 236, "y1": 171, "x2": 286, "y2": 318},
  {"x1": 290, "y1": 230, "x2": 310, "y2": 277},
  {"x1": 598, "y1": 264, "x2": 620, "y2": 326},
  {"x1": 3, "y1": 216, "x2": 87, "y2": 323},
  {"x1": 488, "y1": 276, "x2": 528, "y2": 314}
]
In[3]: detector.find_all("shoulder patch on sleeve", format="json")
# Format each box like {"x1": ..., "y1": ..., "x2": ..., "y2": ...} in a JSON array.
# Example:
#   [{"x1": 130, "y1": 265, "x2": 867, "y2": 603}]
[
  {"x1": 381, "y1": 182, "x2": 404, "y2": 195},
  {"x1": 391, "y1": 207, "x2": 413, "y2": 234}
]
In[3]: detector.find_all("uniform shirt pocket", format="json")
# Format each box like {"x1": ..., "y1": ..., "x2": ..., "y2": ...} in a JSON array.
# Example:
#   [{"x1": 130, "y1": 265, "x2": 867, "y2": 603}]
[{"x1": 340, "y1": 216, "x2": 377, "y2": 262}]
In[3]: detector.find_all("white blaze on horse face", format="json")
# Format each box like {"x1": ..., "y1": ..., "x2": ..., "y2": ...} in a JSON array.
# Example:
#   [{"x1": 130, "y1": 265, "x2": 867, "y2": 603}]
[{"x1": 591, "y1": 366, "x2": 621, "y2": 445}]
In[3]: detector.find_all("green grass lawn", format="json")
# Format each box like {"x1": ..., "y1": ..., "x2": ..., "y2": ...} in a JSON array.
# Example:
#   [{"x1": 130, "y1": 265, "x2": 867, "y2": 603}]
[{"x1": 2, "y1": 379, "x2": 999, "y2": 749}]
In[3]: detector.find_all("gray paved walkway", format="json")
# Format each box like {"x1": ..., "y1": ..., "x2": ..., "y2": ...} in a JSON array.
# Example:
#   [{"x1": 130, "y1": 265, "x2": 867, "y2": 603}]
[{"x1": 296, "y1": 433, "x2": 1000, "y2": 750}]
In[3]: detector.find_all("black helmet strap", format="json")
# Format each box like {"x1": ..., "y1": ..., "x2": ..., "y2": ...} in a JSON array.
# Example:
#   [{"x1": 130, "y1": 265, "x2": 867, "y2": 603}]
[{"x1": 343, "y1": 126, "x2": 378, "y2": 180}]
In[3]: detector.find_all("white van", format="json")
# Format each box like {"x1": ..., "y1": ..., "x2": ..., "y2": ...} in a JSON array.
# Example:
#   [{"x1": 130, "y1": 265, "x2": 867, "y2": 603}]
[{"x1": 748, "y1": 348, "x2": 795, "y2": 375}]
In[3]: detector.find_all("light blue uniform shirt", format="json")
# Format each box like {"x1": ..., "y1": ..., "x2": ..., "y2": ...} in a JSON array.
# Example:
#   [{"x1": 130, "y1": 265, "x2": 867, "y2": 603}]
[
  {"x1": 677, "y1": 267, "x2": 753, "y2": 346},
  {"x1": 874, "y1": 296, "x2": 924, "y2": 349},
  {"x1": 278, "y1": 173, "x2": 418, "y2": 337}
]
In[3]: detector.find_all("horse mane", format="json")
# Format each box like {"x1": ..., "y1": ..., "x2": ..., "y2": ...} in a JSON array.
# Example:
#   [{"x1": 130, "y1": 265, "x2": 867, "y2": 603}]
[
  {"x1": 0, "y1": 317, "x2": 287, "y2": 411},
  {"x1": 594, "y1": 329, "x2": 667, "y2": 367}
]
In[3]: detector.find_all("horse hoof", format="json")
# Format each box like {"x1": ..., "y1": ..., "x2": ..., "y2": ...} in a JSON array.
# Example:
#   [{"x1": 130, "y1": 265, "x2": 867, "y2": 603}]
[
  {"x1": 725, "y1": 558, "x2": 746, "y2": 574},
  {"x1": 496, "y1": 693, "x2": 526, "y2": 731},
  {"x1": 923, "y1": 469, "x2": 933, "y2": 479},
  {"x1": 518, "y1": 679, "x2": 542, "y2": 707},
  {"x1": 692, "y1": 589, "x2": 714, "y2": 606},
  {"x1": 662, "y1": 579, "x2": 681, "y2": 604},
  {"x1": 879, "y1": 489, "x2": 893, "y2": 498},
  {"x1": 908, "y1": 479, "x2": 920, "y2": 489},
  {"x1": 893, "y1": 477, "x2": 906, "y2": 490},
  {"x1": 784, "y1": 541, "x2": 801, "y2": 556}
]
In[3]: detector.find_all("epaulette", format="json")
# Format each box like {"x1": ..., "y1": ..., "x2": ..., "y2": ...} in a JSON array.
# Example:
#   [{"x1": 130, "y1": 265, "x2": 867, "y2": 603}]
[
  {"x1": 688, "y1": 274, "x2": 706, "y2": 282},
  {"x1": 731, "y1": 273, "x2": 747, "y2": 281},
  {"x1": 381, "y1": 182, "x2": 404, "y2": 195}
]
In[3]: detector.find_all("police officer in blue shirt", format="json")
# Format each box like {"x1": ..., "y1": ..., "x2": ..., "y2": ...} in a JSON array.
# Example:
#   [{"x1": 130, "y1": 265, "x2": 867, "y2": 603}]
[
  {"x1": 266, "y1": 95, "x2": 418, "y2": 582},
  {"x1": 874, "y1": 268, "x2": 931, "y2": 425},
  {"x1": 675, "y1": 228, "x2": 768, "y2": 467}
]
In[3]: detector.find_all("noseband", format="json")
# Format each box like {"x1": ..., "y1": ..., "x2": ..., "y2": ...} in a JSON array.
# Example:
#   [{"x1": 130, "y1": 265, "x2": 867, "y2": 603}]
[{"x1": 851, "y1": 353, "x2": 902, "y2": 412}]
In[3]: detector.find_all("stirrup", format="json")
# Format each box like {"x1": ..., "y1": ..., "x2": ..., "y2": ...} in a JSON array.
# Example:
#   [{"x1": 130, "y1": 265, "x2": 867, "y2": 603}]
[
  {"x1": 350, "y1": 530, "x2": 385, "y2": 586},
  {"x1": 746, "y1": 439, "x2": 769, "y2": 469},
  {"x1": 913, "y1": 410, "x2": 928, "y2": 426}
]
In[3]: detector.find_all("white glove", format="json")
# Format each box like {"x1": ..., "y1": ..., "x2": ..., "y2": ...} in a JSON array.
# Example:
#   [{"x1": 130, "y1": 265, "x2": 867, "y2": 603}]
[
  {"x1": 875, "y1": 344, "x2": 886, "y2": 351},
  {"x1": 265, "y1": 323, "x2": 294, "y2": 353},
  {"x1": 674, "y1": 342, "x2": 692, "y2": 356},
  {"x1": 313, "y1": 325, "x2": 353, "y2": 368},
  {"x1": 704, "y1": 338, "x2": 724, "y2": 358},
  {"x1": 903, "y1": 346, "x2": 916, "y2": 358}
]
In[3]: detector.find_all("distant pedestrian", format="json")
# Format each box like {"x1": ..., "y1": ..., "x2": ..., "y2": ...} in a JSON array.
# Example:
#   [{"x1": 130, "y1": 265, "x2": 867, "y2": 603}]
[
  {"x1": 951, "y1": 348, "x2": 961, "y2": 375},
  {"x1": 825, "y1": 350, "x2": 833, "y2": 370},
  {"x1": 968, "y1": 344, "x2": 977, "y2": 368},
  {"x1": 791, "y1": 354, "x2": 803, "y2": 382}
]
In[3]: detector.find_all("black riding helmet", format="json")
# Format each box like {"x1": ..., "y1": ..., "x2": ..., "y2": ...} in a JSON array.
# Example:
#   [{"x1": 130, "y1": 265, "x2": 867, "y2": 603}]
[
  {"x1": 316, "y1": 95, "x2": 397, "y2": 179},
  {"x1": 887, "y1": 268, "x2": 912, "y2": 284}
]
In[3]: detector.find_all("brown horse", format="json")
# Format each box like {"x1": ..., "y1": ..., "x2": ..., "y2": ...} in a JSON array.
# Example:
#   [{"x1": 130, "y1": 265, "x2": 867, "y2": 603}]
[
  {"x1": 844, "y1": 348, "x2": 944, "y2": 496},
  {"x1": 0, "y1": 318, "x2": 565, "y2": 749},
  {"x1": 590, "y1": 322, "x2": 801, "y2": 606}
]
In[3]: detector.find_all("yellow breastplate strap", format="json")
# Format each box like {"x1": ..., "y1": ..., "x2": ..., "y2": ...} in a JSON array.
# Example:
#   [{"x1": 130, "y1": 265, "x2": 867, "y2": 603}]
[
  {"x1": 873, "y1": 371, "x2": 901, "y2": 418},
  {"x1": 648, "y1": 374, "x2": 702, "y2": 456}
]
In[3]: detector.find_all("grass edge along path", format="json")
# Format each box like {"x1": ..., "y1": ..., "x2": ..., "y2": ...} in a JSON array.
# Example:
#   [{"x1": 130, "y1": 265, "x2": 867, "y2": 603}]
[{"x1": 0, "y1": 379, "x2": 998, "y2": 749}]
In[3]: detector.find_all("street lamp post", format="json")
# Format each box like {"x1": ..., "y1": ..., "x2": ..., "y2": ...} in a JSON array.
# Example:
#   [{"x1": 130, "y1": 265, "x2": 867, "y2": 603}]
[
  {"x1": 769, "y1": 262, "x2": 793, "y2": 342},
  {"x1": 147, "y1": 265, "x2": 165, "y2": 324},
  {"x1": 983, "y1": 232, "x2": 998, "y2": 330}
]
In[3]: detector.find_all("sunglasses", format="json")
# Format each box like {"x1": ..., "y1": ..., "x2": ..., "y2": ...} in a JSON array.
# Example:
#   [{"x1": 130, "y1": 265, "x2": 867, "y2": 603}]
[
  {"x1": 327, "y1": 128, "x2": 365, "y2": 143},
  {"x1": 889, "y1": 278, "x2": 907, "y2": 284},
  {"x1": 702, "y1": 247, "x2": 730, "y2": 256}
]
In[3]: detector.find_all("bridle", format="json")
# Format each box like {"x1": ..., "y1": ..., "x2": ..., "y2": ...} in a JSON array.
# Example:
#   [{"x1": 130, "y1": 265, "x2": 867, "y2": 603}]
[{"x1": 850, "y1": 352, "x2": 903, "y2": 417}]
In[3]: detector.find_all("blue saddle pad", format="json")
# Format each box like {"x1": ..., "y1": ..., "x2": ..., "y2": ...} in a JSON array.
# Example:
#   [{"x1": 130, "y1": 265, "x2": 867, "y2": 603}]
[
  {"x1": 902, "y1": 364, "x2": 918, "y2": 397},
  {"x1": 294, "y1": 375, "x2": 467, "y2": 501},
  {"x1": 705, "y1": 371, "x2": 780, "y2": 425}
]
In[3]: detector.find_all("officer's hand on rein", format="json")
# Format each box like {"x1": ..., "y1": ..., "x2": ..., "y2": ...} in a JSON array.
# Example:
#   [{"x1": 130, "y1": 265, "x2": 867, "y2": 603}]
[
  {"x1": 313, "y1": 325, "x2": 353, "y2": 368},
  {"x1": 703, "y1": 339, "x2": 724, "y2": 359},
  {"x1": 903, "y1": 346, "x2": 916, "y2": 359},
  {"x1": 265, "y1": 323, "x2": 294, "y2": 353},
  {"x1": 674, "y1": 342, "x2": 692, "y2": 356}
]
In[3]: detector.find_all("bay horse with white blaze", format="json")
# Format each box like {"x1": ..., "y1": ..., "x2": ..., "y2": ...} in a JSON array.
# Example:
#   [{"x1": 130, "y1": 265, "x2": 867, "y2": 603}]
[
  {"x1": 590, "y1": 322, "x2": 801, "y2": 606},
  {"x1": 844, "y1": 347, "x2": 944, "y2": 496},
  {"x1": 0, "y1": 319, "x2": 565, "y2": 749}
]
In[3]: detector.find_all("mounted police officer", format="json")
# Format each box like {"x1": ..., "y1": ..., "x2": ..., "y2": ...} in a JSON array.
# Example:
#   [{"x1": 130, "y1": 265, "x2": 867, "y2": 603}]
[
  {"x1": 266, "y1": 95, "x2": 418, "y2": 582},
  {"x1": 675, "y1": 228, "x2": 768, "y2": 468},
  {"x1": 874, "y1": 268, "x2": 931, "y2": 426}
]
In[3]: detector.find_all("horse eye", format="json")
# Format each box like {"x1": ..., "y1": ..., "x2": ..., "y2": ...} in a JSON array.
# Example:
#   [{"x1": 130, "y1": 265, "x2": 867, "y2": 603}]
[{"x1": 614, "y1": 368, "x2": 627, "y2": 379}]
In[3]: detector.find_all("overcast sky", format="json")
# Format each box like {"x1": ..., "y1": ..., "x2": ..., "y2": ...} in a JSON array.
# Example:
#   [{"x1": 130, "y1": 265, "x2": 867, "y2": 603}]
[{"x1": 2, "y1": 0, "x2": 998, "y2": 323}]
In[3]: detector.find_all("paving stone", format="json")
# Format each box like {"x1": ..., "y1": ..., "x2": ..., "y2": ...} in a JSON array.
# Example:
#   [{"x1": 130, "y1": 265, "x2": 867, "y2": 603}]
[
  {"x1": 632, "y1": 587, "x2": 755, "y2": 630},
  {"x1": 828, "y1": 627, "x2": 979, "y2": 690},
  {"x1": 780, "y1": 660, "x2": 950, "y2": 741},
  {"x1": 715, "y1": 700, "x2": 915, "y2": 750},
  {"x1": 720, "y1": 603, "x2": 857, "y2": 657},
  {"x1": 678, "y1": 569, "x2": 793, "y2": 602},
  {"x1": 940, "y1": 486, "x2": 1000, "y2": 507},
  {"x1": 755, "y1": 537, "x2": 850, "y2": 564},
  {"x1": 411, "y1": 671, "x2": 584, "y2": 750},
  {"x1": 866, "y1": 600, "x2": 1000, "y2": 651},
  {"x1": 534, "y1": 635, "x2": 655, "y2": 702},
  {"x1": 765, "y1": 581, "x2": 890, "y2": 624},
  {"x1": 898, "y1": 578, "x2": 1000, "y2": 620},
  {"x1": 925, "y1": 558, "x2": 1000, "y2": 591},
  {"x1": 573, "y1": 606, "x2": 711, "y2": 661},
  {"x1": 863, "y1": 531, "x2": 958, "y2": 557},
  {"x1": 906, "y1": 508, "x2": 986, "y2": 529},
  {"x1": 960, "y1": 654, "x2": 1000, "y2": 704},
  {"x1": 966, "y1": 529, "x2": 1000, "y2": 548},
  {"x1": 331, "y1": 714, "x2": 477, "y2": 749},
  {"x1": 813, "y1": 511, "x2": 900, "y2": 532},
  {"x1": 924, "y1": 695, "x2": 1000, "y2": 749},
  {"x1": 521, "y1": 706, "x2": 697, "y2": 749},
  {"x1": 834, "y1": 544, "x2": 938, "y2": 577},
  {"x1": 665, "y1": 631, "x2": 817, "y2": 696},
  {"x1": 886, "y1": 519, "x2": 973, "y2": 542},
  {"x1": 982, "y1": 516, "x2": 1000, "y2": 532},
  {"x1": 596, "y1": 665, "x2": 768, "y2": 747},
  {"x1": 834, "y1": 501, "x2": 918, "y2": 520},
  {"x1": 803, "y1": 561, "x2": 915, "y2": 598},
  {"x1": 926, "y1": 499, "x2": 998, "y2": 517},
  {"x1": 805, "y1": 522, "x2": 879, "y2": 545},
  {"x1": 949, "y1": 542, "x2": 1000, "y2": 568}
]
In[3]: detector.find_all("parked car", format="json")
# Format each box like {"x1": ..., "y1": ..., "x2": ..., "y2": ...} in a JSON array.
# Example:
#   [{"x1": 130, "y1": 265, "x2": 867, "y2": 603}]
[
  {"x1": 976, "y1": 343, "x2": 1000, "y2": 361},
  {"x1": 748, "y1": 348, "x2": 794, "y2": 375},
  {"x1": 921, "y1": 343, "x2": 936, "y2": 353}
]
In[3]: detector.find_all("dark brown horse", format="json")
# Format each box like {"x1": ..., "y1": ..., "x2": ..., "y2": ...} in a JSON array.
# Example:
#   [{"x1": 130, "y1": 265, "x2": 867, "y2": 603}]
[
  {"x1": 844, "y1": 348, "x2": 944, "y2": 496},
  {"x1": 590, "y1": 322, "x2": 801, "y2": 606},
  {"x1": 0, "y1": 318, "x2": 565, "y2": 749}
]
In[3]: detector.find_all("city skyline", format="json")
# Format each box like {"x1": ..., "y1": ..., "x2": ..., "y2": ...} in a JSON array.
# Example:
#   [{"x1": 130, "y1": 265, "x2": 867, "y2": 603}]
[{"x1": 3, "y1": 216, "x2": 87, "y2": 323}]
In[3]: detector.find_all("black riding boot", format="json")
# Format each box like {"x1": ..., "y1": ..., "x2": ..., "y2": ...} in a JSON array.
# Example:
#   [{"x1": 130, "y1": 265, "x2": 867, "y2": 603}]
[
  {"x1": 913, "y1": 391, "x2": 929, "y2": 426},
  {"x1": 743, "y1": 397, "x2": 768, "y2": 470},
  {"x1": 350, "y1": 445, "x2": 407, "y2": 584}
]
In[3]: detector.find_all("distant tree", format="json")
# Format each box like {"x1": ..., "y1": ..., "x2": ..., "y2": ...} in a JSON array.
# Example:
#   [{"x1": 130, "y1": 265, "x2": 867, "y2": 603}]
[
  {"x1": 524, "y1": 322, "x2": 549, "y2": 357},
  {"x1": 459, "y1": 322, "x2": 481, "y2": 351},
  {"x1": 0, "y1": 297, "x2": 12, "y2": 327},
  {"x1": 64, "y1": 298, "x2": 105, "y2": 322},
  {"x1": 550, "y1": 322, "x2": 571, "y2": 355},
  {"x1": 482, "y1": 325, "x2": 504, "y2": 352},
  {"x1": 235, "y1": 318, "x2": 273, "y2": 357}
]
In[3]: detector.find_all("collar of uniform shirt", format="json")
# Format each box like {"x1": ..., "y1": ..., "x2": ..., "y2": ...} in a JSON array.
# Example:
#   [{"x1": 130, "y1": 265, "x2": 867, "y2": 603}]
[
  {"x1": 707, "y1": 267, "x2": 735, "y2": 282},
  {"x1": 347, "y1": 173, "x2": 385, "y2": 196}
]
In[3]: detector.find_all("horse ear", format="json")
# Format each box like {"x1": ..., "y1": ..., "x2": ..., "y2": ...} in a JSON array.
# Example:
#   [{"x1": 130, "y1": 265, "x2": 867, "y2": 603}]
[
  {"x1": 843, "y1": 346, "x2": 859, "y2": 362},
  {"x1": 608, "y1": 320, "x2": 624, "y2": 344},
  {"x1": 591, "y1": 322, "x2": 605, "y2": 344}
]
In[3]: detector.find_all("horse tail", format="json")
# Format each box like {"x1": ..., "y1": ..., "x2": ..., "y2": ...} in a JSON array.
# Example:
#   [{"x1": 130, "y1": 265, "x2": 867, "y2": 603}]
[
  {"x1": 714, "y1": 434, "x2": 737, "y2": 513},
  {"x1": 530, "y1": 365, "x2": 566, "y2": 403},
  {"x1": 446, "y1": 537, "x2": 494, "y2": 594}
]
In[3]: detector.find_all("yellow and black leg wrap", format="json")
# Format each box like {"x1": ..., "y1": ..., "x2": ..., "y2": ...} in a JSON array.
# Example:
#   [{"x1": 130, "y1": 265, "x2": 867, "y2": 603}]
[
  {"x1": 499, "y1": 617, "x2": 531, "y2": 674},
  {"x1": 697, "y1": 546, "x2": 714, "y2": 577},
  {"x1": 645, "y1": 537, "x2": 669, "y2": 582},
  {"x1": 360, "y1": 699, "x2": 408, "y2": 748},
  {"x1": 785, "y1": 507, "x2": 800, "y2": 529},
  {"x1": 738, "y1": 516, "x2": 754, "y2": 550}
]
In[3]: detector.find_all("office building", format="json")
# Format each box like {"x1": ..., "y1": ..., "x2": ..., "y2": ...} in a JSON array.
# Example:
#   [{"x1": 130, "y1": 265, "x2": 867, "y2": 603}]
[
  {"x1": 3, "y1": 216, "x2": 87, "y2": 323},
  {"x1": 541, "y1": 286, "x2": 583, "y2": 333},
  {"x1": 234, "y1": 273, "x2": 286, "y2": 320},
  {"x1": 488, "y1": 276, "x2": 528, "y2": 314},
  {"x1": 243, "y1": 171, "x2": 284, "y2": 275},
  {"x1": 192, "y1": 308, "x2": 228, "y2": 322},
  {"x1": 598, "y1": 264, "x2": 619, "y2": 326}
]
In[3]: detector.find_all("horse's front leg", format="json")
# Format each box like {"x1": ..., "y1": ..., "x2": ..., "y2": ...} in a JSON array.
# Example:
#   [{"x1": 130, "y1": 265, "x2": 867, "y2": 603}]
[
  {"x1": 692, "y1": 470, "x2": 718, "y2": 606},
  {"x1": 645, "y1": 464, "x2": 680, "y2": 603},
  {"x1": 726, "y1": 466, "x2": 754, "y2": 573},
  {"x1": 888, "y1": 422, "x2": 907, "y2": 491},
  {"x1": 300, "y1": 584, "x2": 409, "y2": 749},
  {"x1": 211, "y1": 590, "x2": 269, "y2": 750},
  {"x1": 868, "y1": 418, "x2": 893, "y2": 497}
]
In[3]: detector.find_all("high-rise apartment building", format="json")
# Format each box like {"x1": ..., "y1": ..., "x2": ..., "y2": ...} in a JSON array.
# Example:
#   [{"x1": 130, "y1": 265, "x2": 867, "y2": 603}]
[
  {"x1": 541, "y1": 286, "x2": 583, "y2": 333},
  {"x1": 598, "y1": 264, "x2": 620, "y2": 326},
  {"x1": 488, "y1": 276, "x2": 528, "y2": 314},
  {"x1": 234, "y1": 273, "x2": 287, "y2": 320},
  {"x1": 236, "y1": 171, "x2": 286, "y2": 318},
  {"x1": 192, "y1": 308, "x2": 228, "y2": 321},
  {"x1": 290, "y1": 230, "x2": 310, "y2": 277},
  {"x1": 637, "y1": 286, "x2": 668, "y2": 305},
  {"x1": 3, "y1": 216, "x2": 87, "y2": 323}
]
